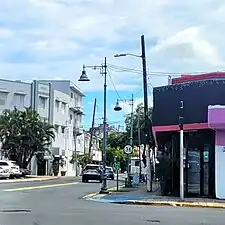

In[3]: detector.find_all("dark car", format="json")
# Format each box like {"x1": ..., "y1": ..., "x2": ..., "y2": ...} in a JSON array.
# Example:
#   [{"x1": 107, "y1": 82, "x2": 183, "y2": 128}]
[
  {"x1": 105, "y1": 167, "x2": 114, "y2": 180},
  {"x1": 82, "y1": 168, "x2": 102, "y2": 183}
]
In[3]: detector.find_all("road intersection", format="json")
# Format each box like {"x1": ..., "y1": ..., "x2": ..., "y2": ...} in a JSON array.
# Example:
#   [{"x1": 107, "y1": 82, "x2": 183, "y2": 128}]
[{"x1": 0, "y1": 177, "x2": 224, "y2": 225}]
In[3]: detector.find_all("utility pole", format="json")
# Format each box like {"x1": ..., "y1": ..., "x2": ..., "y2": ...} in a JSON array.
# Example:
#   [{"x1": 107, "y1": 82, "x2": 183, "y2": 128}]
[
  {"x1": 141, "y1": 35, "x2": 154, "y2": 192},
  {"x1": 88, "y1": 98, "x2": 97, "y2": 159},
  {"x1": 78, "y1": 57, "x2": 108, "y2": 193},
  {"x1": 101, "y1": 57, "x2": 108, "y2": 193},
  {"x1": 137, "y1": 109, "x2": 141, "y2": 181}
]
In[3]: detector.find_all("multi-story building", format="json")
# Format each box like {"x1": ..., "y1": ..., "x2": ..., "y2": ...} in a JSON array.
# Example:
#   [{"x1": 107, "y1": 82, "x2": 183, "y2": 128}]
[{"x1": 0, "y1": 79, "x2": 85, "y2": 176}]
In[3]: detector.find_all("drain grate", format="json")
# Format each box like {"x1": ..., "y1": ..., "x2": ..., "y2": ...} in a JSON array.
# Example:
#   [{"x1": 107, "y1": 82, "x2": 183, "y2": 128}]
[
  {"x1": 1, "y1": 209, "x2": 31, "y2": 213},
  {"x1": 147, "y1": 219, "x2": 160, "y2": 223}
]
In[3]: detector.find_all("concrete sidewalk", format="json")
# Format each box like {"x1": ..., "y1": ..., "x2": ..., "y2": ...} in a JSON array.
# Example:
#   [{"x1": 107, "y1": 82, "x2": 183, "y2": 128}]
[{"x1": 86, "y1": 182, "x2": 225, "y2": 209}]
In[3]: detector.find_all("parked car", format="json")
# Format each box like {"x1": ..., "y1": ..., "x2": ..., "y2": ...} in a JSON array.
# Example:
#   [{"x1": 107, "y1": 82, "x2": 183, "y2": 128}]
[
  {"x1": 82, "y1": 164, "x2": 103, "y2": 183},
  {"x1": 0, "y1": 166, "x2": 10, "y2": 179},
  {"x1": 0, "y1": 160, "x2": 22, "y2": 178},
  {"x1": 105, "y1": 166, "x2": 114, "y2": 180},
  {"x1": 81, "y1": 164, "x2": 102, "y2": 175}
]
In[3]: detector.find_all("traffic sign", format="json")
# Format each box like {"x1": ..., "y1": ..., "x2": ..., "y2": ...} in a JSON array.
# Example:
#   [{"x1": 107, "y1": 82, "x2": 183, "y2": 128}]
[
  {"x1": 124, "y1": 145, "x2": 132, "y2": 154},
  {"x1": 114, "y1": 162, "x2": 120, "y2": 170}
]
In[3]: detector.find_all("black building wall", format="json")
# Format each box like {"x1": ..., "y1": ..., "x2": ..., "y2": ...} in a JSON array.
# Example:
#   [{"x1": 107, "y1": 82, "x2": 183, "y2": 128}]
[{"x1": 153, "y1": 79, "x2": 225, "y2": 126}]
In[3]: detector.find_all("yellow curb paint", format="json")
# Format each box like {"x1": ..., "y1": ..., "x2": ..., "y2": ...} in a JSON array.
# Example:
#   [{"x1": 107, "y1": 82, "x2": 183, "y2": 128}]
[
  {"x1": 126, "y1": 200, "x2": 225, "y2": 209},
  {"x1": 83, "y1": 192, "x2": 99, "y2": 198},
  {"x1": 82, "y1": 185, "x2": 125, "y2": 199},
  {"x1": 4, "y1": 182, "x2": 79, "y2": 192}
]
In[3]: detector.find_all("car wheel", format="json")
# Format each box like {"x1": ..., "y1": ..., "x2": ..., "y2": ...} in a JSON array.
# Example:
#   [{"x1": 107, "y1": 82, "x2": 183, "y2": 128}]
[
  {"x1": 99, "y1": 179, "x2": 102, "y2": 183},
  {"x1": 111, "y1": 177, "x2": 114, "y2": 180},
  {"x1": 82, "y1": 178, "x2": 85, "y2": 182}
]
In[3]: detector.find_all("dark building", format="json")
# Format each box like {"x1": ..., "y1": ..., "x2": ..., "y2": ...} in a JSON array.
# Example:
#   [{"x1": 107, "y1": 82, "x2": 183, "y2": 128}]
[{"x1": 152, "y1": 72, "x2": 225, "y2": 199}]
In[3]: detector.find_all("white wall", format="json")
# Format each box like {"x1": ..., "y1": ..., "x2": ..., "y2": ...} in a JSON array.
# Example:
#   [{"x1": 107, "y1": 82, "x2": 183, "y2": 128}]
[{"x1": 0, "y1": 79, "x2": 31, "y2": 113}]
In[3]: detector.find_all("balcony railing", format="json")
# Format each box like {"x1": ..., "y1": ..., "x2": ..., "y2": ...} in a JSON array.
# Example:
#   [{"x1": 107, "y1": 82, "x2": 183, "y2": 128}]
[{"x1": 69, "y1": 106, "x2": 84, "y2": 115}]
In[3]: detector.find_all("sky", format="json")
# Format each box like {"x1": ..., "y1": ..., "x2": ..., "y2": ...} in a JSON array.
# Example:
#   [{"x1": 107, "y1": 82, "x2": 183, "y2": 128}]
[{"x1": 0, "y1": 0, "x2": 225, "y2": 130}]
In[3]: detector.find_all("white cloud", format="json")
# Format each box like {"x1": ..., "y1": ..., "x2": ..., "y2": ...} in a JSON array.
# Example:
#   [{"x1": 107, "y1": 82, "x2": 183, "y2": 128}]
[{"x1": 0, "y1": 0, "x2": 225, "y2": 92}]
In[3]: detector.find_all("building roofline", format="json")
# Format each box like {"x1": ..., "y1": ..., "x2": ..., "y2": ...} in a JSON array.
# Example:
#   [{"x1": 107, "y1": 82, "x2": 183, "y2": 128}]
[
  {"x1": 171, "y1": 72, "x2": 225, "y2": 84},
  {"x1": 0, "y1": 79, "x2": 31, "y2": 85}
]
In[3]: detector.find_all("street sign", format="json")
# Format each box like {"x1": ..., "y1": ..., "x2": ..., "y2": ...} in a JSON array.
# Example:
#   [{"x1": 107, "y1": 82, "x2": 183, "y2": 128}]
[
  {"x1": 124, "y1": 145, "x2": 132, "y2": 154},
  {"x1": 114, "y1": 162, "x2": 120, "y2": 170}
]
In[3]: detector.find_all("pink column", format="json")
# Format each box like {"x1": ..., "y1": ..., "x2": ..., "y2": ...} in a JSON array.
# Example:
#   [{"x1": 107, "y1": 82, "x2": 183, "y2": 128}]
[{"x1": 208, "y1": 105, "x2": 225, "y2": 199}]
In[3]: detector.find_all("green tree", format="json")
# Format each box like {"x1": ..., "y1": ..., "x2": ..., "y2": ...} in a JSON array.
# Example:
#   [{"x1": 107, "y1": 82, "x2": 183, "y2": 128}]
[
  {"x1": 0, "y1": 107, "x2": 55, "y2": 168},
  {"x1": 70, "y1": 153, "x2": 92, "y2": 168},
  {"x1": 125, "y1": 103, "x2": 152, "y2": 146}
]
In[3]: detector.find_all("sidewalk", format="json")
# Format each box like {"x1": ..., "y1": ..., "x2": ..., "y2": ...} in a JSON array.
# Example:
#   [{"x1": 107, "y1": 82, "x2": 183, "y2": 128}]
[{"x1": 87, "y1": 182, "x2": 225, "y2": 209}]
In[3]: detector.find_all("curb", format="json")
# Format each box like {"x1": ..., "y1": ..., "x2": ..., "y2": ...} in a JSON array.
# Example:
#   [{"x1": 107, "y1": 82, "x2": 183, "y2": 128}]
[
  {"x1": 113, "y1": 200, "x2": 225, "y2": 209},
  {"x1": 82, "y1": 185, "x2": 125, "y2": 199}
]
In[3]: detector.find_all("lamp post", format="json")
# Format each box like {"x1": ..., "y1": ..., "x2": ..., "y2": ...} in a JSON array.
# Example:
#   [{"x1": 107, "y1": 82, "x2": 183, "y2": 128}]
[
  {"x1": 179, "y1": 100, "x2": 184, "y2": 200},
  {"x1": 114, "y1": 35, "x2": 155, "y2": 191},
  {"x1": 78, "y1": 57, "x2": 108, "y2": 193},
  {"x1": 114, "y1": 94, "x2": 134, "y2": 187}
]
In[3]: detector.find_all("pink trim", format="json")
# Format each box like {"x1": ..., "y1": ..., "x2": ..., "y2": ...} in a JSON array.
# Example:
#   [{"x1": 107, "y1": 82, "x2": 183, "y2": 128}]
[
  {"x1": 152, "y1": 123, "x2": 209, "y2": 133},
  {"x1": 172, "y1": 72, "x2": 225, "y2": 84}
]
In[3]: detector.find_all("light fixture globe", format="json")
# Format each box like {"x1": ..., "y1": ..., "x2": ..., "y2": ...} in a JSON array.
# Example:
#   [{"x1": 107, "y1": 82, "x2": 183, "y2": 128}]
[{"x1": 114, "y1": 100, "x2": 122, "y2": 111}]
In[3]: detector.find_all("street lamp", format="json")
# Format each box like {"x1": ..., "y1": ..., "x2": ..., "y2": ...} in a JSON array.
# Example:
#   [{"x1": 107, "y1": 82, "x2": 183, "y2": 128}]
[
  {"x1": 113, "y1": 94, "x2": 134, "y2": 187},
  {"x1": 114, "y1": 100, "x2": 122, "y2": 111},
  {"x1": 78, "y1": 57, "x2": 108, "y2": 194},
  {"x1": 114, "y1": 35, "x2": 155, "y2": 192}
]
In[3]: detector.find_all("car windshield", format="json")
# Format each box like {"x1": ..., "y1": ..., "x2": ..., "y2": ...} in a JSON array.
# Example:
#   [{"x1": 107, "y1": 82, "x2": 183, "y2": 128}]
[
  {"x1": 106, "y1": 168, "x2": 112, "y2": 172},
  {"x1": 85, "y1": 166, "x2": 100, "y2": 170}
]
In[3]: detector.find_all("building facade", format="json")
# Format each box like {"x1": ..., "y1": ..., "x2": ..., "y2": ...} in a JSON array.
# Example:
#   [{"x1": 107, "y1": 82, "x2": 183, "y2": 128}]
[
  {"x1": 0, "y1": 79, "x2": 85, "y2": 176},
  {"x1": 152, "y1": 72, "x2": 225, "y2": 199}
]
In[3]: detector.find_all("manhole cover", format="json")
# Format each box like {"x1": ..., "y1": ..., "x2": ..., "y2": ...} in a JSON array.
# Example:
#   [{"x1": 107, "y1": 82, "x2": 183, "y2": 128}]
[
  {"x1": 147, "y1": 219, "x2": 160, "y2": 223},
  {"x1": 1, "y1": 209, "x2": 31, "y2": 213}
]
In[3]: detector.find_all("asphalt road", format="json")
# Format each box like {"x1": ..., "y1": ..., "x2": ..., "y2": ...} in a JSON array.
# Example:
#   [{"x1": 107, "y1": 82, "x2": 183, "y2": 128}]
[{"x1": 0, "y1": 177, "x2": 224, "y2": 225}]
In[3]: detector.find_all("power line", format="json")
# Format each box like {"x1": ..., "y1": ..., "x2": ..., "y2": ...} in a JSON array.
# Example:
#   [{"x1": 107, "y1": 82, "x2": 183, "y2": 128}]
[
  {"x1": 108, "y1": 64, "x2": 222, "y2": 77},
  {"x1": 107, "y1": 68, "x2": 123, "y2": 100},
  {"x1": 107, "y1": 68, "x2": 133, "y2": 105}
]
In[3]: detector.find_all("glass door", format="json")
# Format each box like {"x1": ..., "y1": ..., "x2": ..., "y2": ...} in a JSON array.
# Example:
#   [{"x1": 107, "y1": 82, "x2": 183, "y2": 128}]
[{"x1": 187, "y1": 148, "x2": 201, "y2": 195}]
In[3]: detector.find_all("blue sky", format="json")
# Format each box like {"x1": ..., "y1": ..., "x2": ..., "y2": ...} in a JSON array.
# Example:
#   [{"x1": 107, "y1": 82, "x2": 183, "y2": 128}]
[{"x1": 0, "y1": 0, "x2": 225, "y2": 130}]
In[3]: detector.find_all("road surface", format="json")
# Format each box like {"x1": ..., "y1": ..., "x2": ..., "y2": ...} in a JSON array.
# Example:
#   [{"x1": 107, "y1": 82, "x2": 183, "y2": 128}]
[{"x1": 0, "y1": 177, "x2": 224, "y2": 225}]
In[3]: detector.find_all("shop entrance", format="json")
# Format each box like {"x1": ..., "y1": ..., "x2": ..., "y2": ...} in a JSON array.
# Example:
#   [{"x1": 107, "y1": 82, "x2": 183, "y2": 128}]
[{"x1": 184, "y1": 130, "x2": 214, "y2": 197}]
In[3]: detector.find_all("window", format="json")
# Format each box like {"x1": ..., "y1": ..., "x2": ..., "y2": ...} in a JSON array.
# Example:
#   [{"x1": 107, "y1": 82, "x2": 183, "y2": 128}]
[
  {"x1": 61, "y1": 102, "x2": 66, "y2": 114},
  {"x1": 70, "y1": 114, "x2": 73, "y2": 124},
  {"x1": 0, "y1": 92, "x2": 8, "y2": 106},
  {"x1": 12, "y1": 93, "x2": 25, "y2": 108},
  {"x1": 61, "y1": 126, "x2": 65, "y2": 134},
  {"x1": 71, "y1": 93, "x2": 73, "y2": 98},
  {"x1": 55, "y1": 100, "x2": 60, "y2": 112},
  {"x1": 39, "y1": 96, "x2": 46, "y2": 109}
]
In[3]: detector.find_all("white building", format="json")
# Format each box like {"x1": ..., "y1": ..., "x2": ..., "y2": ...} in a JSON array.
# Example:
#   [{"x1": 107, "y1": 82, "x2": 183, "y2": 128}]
[
  {"x1": 77, "y1": 131, "x2": 102, "y2": 164},
  {"x1": 0, "y1": 79, "x2": 85, "y2": 176}
]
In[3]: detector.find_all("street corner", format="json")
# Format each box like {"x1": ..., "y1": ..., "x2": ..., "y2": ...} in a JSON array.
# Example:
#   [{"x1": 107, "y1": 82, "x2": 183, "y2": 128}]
[
  {"x1": 82, "y1": 191, "x2": 108, "y2": 202},
  {"x1": 82, "y1": 185, "x2": 126, "y2": 201}
]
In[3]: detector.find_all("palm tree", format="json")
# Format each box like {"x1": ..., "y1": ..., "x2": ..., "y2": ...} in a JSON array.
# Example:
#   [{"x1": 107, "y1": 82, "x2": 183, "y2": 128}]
[{"x1": 0, "y1": 107, "x2": 55, "y2": 168}]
